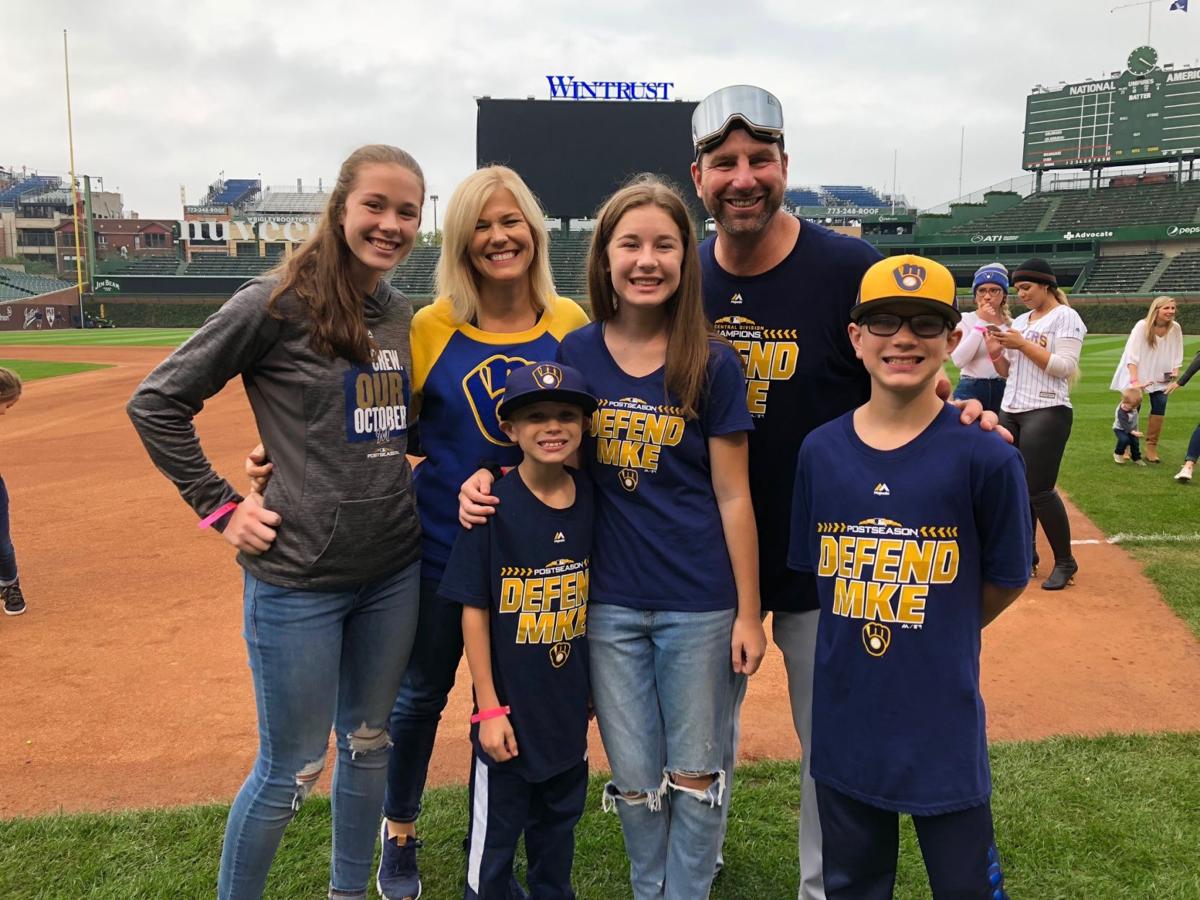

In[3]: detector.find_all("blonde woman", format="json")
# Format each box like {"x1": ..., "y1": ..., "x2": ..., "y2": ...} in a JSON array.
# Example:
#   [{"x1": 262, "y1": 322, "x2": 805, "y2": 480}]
[{"x1": 1110, "y1": 296, "x2": 1183, "y2": 463}]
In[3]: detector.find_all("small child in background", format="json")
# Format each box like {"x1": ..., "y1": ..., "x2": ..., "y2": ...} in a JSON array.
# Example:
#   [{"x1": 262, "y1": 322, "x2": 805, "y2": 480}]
[
  {"x1": 440, "y1": 361, "x2": 596, "y2": 900},
  {"x1": 1113, "y1": 387, "x2": 1146, "y2": 466},
  {"x1": 0, "y1": 367, "x2": 25, "y2": 616}
]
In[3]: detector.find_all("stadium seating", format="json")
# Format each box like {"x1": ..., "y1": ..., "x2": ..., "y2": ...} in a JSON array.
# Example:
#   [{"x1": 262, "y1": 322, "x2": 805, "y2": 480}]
[
  {"x1": 784, "y1": 189, "x2": 823, "y2": 208},
  {"x1": 0, "y1": 270, "x2": 75, "y2": 299},
  {"x1": 1047, "y1": 181, "x2": 1200, "y2": 231},
  {"x1": 547, "y1": 231, "x2": 591, "y2": 297},
  {"x1": 106, "y1": 257, "x2": 185, "y2": 276},
  {"x1": 390, "y1": 246, "x2": 440, "y2": 297},
  {"x1": 941, "y1": 194, "x2": 1057, "y2": 235},
  {"x1": 208, "y1": 179, "x2": 261, "y2": 206},
  {"x1": 0, "y1": 175, "x2": 62, "y2": 207},
  {"x1": 185, "y1": 255, "x2": 273, "y2": 276},
  {"x1": 1153, "y1": 250, "x2": 1200, "y2": 294},
  {"x1": 822, "y1": 185, "x2": 886, "y2": 207},
  {"x1": 1078, "y1": 253, "x2": 1164, "y2": 293}
]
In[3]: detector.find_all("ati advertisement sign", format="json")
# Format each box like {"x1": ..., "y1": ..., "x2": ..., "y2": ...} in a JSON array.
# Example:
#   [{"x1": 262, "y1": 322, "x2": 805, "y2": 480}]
[{"x1": 546, "y1": 75, "x2": 674, "y2": 100}]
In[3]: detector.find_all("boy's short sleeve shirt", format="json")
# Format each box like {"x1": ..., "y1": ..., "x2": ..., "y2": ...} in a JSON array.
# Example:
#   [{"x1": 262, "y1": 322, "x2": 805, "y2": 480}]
[
  {"x1": 701, "y1": 221, "x2": 882, "y2": 613},
  {"x1": 787, "y1": 405, "x2": 1031, "y2": 814},
  {"x1": 439, "y1": 468, "x2": 593, "y2": 783},
  {"x1": 557, "y1": 322, "x2": 752, "y2": 612}
]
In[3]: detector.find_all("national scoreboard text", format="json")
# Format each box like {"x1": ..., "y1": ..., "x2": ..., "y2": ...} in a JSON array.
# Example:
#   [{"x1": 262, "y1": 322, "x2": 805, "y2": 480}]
[{"x1": 1022, "y1": 52, "x2": 1200, "y2": 170}]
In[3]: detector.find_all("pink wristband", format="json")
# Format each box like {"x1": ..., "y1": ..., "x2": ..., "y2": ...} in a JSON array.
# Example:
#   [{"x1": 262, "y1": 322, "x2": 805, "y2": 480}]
[
  {"x1": 470, "y1": 705, "x2": 511, "y2": 724},
  {"x1": 198, "y1": 500, "x2": 239, "y2": 530}
]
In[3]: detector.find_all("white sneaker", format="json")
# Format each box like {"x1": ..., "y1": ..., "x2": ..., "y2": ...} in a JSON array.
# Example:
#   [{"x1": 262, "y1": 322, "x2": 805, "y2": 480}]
[
  {"x1": 1113, "y1": 453, "x2": 1126, "y2": 465},
  {"x1": 1175, "y1": 465, "x2": 1193, "y2": 483}
]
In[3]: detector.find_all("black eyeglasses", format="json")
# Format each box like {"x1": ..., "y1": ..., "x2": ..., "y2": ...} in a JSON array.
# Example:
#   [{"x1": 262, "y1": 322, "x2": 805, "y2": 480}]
[{"x1": 860, "y1": 313, "x2": 950, "y2": 338}]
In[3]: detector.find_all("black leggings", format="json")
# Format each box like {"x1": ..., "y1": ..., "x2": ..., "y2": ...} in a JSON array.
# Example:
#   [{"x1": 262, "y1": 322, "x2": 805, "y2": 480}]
[{"x1": 999, "y1": 406, "x2": 1074, "y2": 564}]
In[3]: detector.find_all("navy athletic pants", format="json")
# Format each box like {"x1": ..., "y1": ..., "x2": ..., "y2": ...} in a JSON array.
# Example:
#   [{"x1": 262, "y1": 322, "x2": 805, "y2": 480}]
[
  {"x1": 816, "y1": 782, "x2": 1009, "y2": 900},
  {"x1": 465, "y1": 755, "x2": 587, "y2": 899}
]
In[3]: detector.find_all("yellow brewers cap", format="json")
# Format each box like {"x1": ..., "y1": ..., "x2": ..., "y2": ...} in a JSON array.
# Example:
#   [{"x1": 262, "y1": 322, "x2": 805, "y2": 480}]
[{"x1": 851, "y1": 255, "x2": 960, "y2": 325}]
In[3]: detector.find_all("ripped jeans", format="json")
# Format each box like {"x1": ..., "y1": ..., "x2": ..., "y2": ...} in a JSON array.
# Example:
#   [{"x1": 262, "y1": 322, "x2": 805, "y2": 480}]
[
  {"x1": 589, "y1": 603, "x2": 737, "y2": 900},
  {"x1": 219, "y1": 563, "x2": 421, "y2": 900}
]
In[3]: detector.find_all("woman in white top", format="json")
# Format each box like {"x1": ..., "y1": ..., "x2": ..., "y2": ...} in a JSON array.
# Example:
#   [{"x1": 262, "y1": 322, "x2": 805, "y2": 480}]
[
  {"x1": 952, "y1": 262, "x2": 1011, "y2": 413},
  {"x1": 1110, "y1": 296, "x2": 1183, "y2": 463},
  {"x1": 987, "y1": 258, "x2": 1087, "y2": 591}
]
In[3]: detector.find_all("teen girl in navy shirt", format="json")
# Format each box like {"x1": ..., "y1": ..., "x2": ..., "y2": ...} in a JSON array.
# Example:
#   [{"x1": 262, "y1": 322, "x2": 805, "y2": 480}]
[{"x1": 463, "y1": 176, "x2": 767, "y2": 899}]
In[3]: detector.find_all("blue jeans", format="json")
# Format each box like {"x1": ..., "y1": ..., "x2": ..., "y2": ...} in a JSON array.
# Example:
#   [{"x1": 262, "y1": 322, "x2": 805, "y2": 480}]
[
  {"x1": 383, "y1": 574, "x2": 464, "y2": 823},
  {"x1": 589, "y1": 603, "x2": 737, "y2": 900},
  {"x1": 1148, "y1": 390, "x2": 1168, "y2": 416},
  {"x1": 0, "y1": 476, "x2": 17, "y2": 583},
  {"x1": 1114, "y1": 429, "x2": 1142, "y2": 460},
  {"x1": 1187, "y1": 424, "x2": 1200, "y2": 463},
  {"x1": 952, "y1": 377, "x2": 1006, "y2": 415},
  {"x1": 218, "y1": 562, "x2": 421, "y2": 900}
]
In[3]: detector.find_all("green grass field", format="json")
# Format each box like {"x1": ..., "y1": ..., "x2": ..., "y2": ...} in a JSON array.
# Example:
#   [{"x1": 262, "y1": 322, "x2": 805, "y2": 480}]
[
  {"x1": 0, "y1": 328, "x2": 1197, "y2": 897},
  {"x1": 0, "y1": 328, "x2": 194, "y2": 348},
  {"x1": 0, "y1": 359, "x2": 110, "y2": 381},
  {"x1": 1, "y1": 735, "x2": 1196, "y2": 898}
]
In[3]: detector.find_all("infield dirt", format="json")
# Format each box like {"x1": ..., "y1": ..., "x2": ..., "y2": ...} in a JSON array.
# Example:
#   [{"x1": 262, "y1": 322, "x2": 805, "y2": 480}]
[{"x1": 2, "y1": 345, "x2": 1200, "y2": 817}]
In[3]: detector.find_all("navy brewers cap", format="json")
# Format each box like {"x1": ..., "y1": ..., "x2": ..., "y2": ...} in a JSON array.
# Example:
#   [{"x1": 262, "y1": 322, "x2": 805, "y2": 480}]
[{"x1": 498, "y1": 362, "x2": 597, "y2": 420}]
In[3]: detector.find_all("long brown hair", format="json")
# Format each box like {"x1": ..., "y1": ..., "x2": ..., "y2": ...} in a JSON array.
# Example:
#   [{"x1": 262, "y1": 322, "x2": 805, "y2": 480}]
[
  {"x1": 268, "y1": 144, "x2": 425, "y2": 363},
  {"x1": 0, "y1": 367, "x2": 21, "y2": 404},
  {"x1": 587, "y1": 176, "x2": 714, "y2": 418}
]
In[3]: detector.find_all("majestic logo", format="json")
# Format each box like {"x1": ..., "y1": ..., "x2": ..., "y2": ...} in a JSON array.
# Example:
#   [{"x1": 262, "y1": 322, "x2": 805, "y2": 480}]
[
  {"x1": 618, "y1": 468, "x2": 639, "y2": 492},
  {"x1": 549, "y1": 641, "x2": 572, "y2": 668},
  {"x1": 553, "y1": 531, "x2": 565, "y2": 544},
  {"x1": 862, "y1": 622, "x2": 891, "y2": 657},
  {"x1": 533, "y1": 363, "x2": 563, "y2": 389},
  {"x1": 463, "y1": 354, "x2": 536, "y2": 446},
  {"x1": 873, "y1": 483, "x2": 891, "y2": 497},
  {"x1": 892, "y1": 263, "x2": 926, "y2": 292},
  {"x1": 730, "y1": 292, "x2": 744, "y2": 305}
]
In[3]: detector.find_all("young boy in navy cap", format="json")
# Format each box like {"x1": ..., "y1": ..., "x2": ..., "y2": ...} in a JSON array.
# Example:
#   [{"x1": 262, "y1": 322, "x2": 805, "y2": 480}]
[
  {"x1": 787, "y1": 256, "x2": 1031, "y2": 899},
  {"x1": 440, "y1": 361, "x2": 596, "y2": 900}
]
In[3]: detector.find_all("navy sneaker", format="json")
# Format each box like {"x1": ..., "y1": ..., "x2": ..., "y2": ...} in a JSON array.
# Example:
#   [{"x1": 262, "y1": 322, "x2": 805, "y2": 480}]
[
  {"x1": 2, "y1": 580, "x2": 25, "y2": 616},
  {"x1": 376, "y1": 820, "x2": 421, "y2": 899}
]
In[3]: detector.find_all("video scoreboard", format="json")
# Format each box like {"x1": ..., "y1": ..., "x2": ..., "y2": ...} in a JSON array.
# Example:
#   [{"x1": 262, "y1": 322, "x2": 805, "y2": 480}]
[{"x1": 1022, "y1": 46, "x2": 1200, "y2": 170}]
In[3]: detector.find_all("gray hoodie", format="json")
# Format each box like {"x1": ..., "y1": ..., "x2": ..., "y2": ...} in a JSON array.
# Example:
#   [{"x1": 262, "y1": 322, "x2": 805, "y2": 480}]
[{"x1": 128, "y1": 276, "x2": 421, "y2": 590}]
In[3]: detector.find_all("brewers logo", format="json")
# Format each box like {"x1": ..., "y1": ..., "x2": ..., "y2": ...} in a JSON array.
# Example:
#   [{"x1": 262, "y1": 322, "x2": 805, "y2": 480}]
[
  {"x1": 533, "y1": 363, "x2": 563, "y2": 389},
  {"x1": 892, "y1": 263, "x2": 926, "y2": 292},
  {"x1": 549, "y1": 641, "x2": 572, "y2": 668},
  {"x1": 712, "y1": 315, "x2": 798, "y2": 416},
  {"x1": 619, "y1": 468, "x2": 639, "y2": 492},
  {"x1": 462, "y1": 353, "x2": 535, "y2": 446},
  {"x1": 816, "y1": 516, "x2": 960, "y2": 656}
]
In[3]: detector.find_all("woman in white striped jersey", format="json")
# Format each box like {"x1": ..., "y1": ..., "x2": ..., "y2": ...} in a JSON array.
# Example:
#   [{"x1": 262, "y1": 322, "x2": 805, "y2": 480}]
[{"x1": 986, "y1": 258, "x2": 1087, "y2": 591}]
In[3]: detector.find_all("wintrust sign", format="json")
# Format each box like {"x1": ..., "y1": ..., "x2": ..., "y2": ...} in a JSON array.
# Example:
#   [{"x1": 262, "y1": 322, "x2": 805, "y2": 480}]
[{"x1": 546, "y1": 75, "x2": 674, "y2": 100}]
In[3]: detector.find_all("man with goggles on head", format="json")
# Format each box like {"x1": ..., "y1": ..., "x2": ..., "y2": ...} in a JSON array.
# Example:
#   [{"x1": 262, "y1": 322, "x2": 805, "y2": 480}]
[{"x1": 691, "y1": 85, "x2": 993, "y2": 900}]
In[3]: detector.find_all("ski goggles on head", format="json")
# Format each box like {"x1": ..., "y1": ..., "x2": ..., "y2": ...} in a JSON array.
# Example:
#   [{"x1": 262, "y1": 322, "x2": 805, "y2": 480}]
[{"x1": 691, "y1": 85, "x2": 785, "y2": 156}]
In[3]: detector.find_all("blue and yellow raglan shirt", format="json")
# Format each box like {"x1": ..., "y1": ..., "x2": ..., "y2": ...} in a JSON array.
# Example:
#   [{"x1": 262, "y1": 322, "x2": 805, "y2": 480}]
[
  {"x1": 410, "y1": 295, "x2": 589, "y2": 582},
  {"x1": 788, "y1": 405, "x2": 1031, "y2": 814}
]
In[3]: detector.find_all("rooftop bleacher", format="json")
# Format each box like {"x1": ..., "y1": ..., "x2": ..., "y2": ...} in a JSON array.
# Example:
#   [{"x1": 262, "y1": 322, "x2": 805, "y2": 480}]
[
  {"x1": 785, "y1": 189, "x2": 823, "y2": 207},
  {"x1": 106, "y1": 257, "x2": 185, "y2": 276},
  {"x1": 208, "y1": 178, "x2": 261, "y2": 206},
  {"x1": 1078, "y1": 253, "x2": 1163, "y2": 293},
  {"x1": 823, "y1": 185, "x2": 886, "y2": 207},
  {"x1": 249, "y1": 191, "x2": 327, "y2": 215},
  {"x1": 184, "y1": 255, "x2": 273, "y2": 277},
  {"x1": 0, "y1": 175, "x2": 61, "y2": 207}
]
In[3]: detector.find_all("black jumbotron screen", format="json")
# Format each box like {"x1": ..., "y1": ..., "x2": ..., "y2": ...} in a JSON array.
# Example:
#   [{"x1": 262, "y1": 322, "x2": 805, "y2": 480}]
[{"x1": 476, "y1": 98, "x2": 700, "y2": 220}]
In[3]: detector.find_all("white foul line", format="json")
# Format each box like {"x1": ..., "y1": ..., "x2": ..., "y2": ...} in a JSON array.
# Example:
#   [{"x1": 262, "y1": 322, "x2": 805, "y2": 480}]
[{"x1": 1072, "y1": 533, "x2": 1200, "y2": 545}]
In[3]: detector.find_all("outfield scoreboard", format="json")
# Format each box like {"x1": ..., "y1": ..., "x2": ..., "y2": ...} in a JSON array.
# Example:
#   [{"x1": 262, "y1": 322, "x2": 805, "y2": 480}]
[
  {"x1": 476, "y1": 98, "x2": 699, "y2": 220},
  {"x1": 1023, "y1": 47, "x2": 1200, "y2": 170}
]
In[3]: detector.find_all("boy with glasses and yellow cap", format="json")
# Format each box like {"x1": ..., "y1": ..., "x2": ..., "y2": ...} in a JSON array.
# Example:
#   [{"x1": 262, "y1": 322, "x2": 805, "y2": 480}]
[{"x1": 787, "y1": 256, "x2": 1027, "y2": 899}]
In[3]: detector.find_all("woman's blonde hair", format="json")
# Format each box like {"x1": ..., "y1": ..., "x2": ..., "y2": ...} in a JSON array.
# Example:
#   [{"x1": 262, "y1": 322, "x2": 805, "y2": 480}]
[
  {"x1": 436, "y1": 166, "x2": 556, "y2": 324},
  {"x1": 267, "y1": 144, "x2": 424, "y2": 364},
  {"x1": 1143, "y1": 296, "x2": 1180, "y2": 348},
  {"x1": 0, "y1": 367, "x2": 21, "y2": 404},
  {"x1": 587, "y1": 175, "x2": 714, "y2": 419}
]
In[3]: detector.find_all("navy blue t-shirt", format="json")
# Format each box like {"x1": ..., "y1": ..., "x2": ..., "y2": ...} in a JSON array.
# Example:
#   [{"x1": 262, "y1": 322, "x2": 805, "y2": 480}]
[
  {"x1": 440, "y1": 467, "x2": 592, "y2": 783},
  {"x1": 702, "y1": 220, "x2": 882, "y2": 612},
  {"x1": 788, "y1": 404, "x2": 1031, "y2": 814},
  {"x1": 558, "y1": 322, "x2": 752, "y2": 612}
]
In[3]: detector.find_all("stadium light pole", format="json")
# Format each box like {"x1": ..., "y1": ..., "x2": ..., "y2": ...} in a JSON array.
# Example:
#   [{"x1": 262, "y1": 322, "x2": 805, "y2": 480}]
[{"x1": 431, "y1": 194, "x2": 439, "y2": 240}]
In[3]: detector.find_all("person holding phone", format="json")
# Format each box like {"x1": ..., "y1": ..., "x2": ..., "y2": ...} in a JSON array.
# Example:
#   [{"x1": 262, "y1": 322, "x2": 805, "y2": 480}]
[{"x1": 951, "y1": 263, "x2": 1011, "y2": 414}]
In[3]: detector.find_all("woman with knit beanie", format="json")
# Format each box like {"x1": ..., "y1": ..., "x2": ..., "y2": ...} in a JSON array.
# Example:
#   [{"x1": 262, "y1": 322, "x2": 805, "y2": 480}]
[
  {"x1": 951, "y1": 262, "x2": 1011, "y2": 413},
  {"x1": 985, "y1": 258, "x2": 1087, "y2": 591}
]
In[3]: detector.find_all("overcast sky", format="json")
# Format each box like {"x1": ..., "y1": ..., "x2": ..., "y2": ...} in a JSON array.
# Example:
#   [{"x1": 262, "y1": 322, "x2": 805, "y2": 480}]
[{"x1": 7, "y1": 0, "x2": 1200, "y2": 222}]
